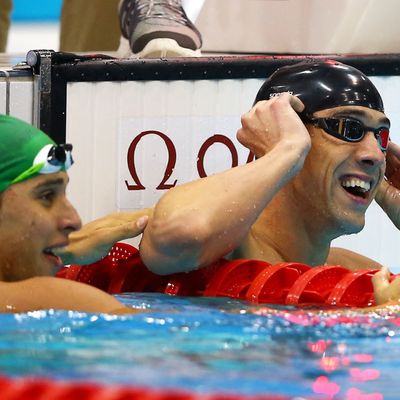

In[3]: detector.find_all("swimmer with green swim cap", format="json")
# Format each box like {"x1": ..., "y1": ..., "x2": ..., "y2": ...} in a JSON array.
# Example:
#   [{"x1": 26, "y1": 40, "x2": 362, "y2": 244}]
[
  {"x1": 141, "y1": 59, "x2": 400, "y2": 309},
  {"x1": 0, "y1": 114, "x2": 73, "y2": 192},
  {"x1": 0, "y1": 114, "x2": 149, "y2": 314}
]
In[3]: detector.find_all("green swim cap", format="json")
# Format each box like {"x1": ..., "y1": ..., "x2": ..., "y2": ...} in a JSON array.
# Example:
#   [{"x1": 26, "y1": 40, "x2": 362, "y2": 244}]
[{"x1": 0, "y1": 115, "x2": 57, "y2": 192}]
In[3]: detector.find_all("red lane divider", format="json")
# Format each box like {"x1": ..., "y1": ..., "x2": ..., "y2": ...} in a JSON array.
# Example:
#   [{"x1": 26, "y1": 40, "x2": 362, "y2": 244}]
[
  {"x1": 326, "y1": 268, "x2": 378, "y2": 307},
  {"x1": 56, "y1": 243, "x2": 395, "y2": 308},
  {"x1": 0, "y1": 375, "x2": 291, "y2": 400},
  {"x1": 285, "y1": 265, "x2": 349, "y2": 305},
  {"x1": 203, "y1": 259, "x2": 270, "y2": 298},
  {"x1": 246, "y1": 262, "x2": 310, "y2": 304}
]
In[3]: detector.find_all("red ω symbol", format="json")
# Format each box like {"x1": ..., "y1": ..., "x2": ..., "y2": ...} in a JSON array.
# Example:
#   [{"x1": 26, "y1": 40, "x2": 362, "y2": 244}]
[{"x1": 124, "y1": 131, "x2": 254, "y2": 191}]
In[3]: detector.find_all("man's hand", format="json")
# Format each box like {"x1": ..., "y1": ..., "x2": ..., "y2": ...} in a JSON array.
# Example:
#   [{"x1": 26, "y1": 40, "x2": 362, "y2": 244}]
[
  {"x1": 236, "y1": 93, "x2": 311, "y2": 160},
  {"x1": 376, "y1": 142, "x2": 400, "y2": 229},
  {"x1": 385, "y1": 141, "x2": 400, "y2": 188},
  {"x1": 372, "y1": 266, "x2": 400, "y2": 305},
  {"x1": 55, "y1": 209, "x2": 152, "y2": 265}
]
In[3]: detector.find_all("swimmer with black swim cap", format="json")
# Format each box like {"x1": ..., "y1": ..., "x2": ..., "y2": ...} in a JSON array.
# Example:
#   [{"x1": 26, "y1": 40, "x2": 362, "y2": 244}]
[
  {"x1": 249, "y1": 60, "x2": 390, "y2": 234},
  {"x1": 255, "y1": 59, "x2": 390, "y2": 151},
  {"x1": 255, "y1": 59, "x2": 384, "y2": 113},
  {"x1": 141, "y1": 58, "x2": 387, "y2": 268},
  {"x1": 139, "y1": 58, "x2": 400, "y2": 306}
]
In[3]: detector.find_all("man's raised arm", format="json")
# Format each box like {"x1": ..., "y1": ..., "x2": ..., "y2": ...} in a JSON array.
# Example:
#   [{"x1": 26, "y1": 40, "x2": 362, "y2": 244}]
[{"x1": 140, "y1": 94, "x2": 311, "y2": 275}]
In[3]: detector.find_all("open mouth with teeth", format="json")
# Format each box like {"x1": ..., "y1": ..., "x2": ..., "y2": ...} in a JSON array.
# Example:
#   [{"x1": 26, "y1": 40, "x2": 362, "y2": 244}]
[{"x1": 341, "y1": 177, "x2": 371, "y2": 200}]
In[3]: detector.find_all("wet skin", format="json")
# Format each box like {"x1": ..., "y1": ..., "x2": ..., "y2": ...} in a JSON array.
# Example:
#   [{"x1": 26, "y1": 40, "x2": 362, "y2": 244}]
[
  {"x1": 140, "y1": 97, "x2": 392, "y2": 273},
  {"x1": 290, "y1": 105, "x2": 389, "y2": 238},
  {"x1": 0, "y1": 172, "x2": 82, "y2": 281},
  {"x1": 237, "y1": 104, "x2": 390, "y2": 268},
  {"x1": 0, "y1": 170, "x2": 149, "y2": 313}
]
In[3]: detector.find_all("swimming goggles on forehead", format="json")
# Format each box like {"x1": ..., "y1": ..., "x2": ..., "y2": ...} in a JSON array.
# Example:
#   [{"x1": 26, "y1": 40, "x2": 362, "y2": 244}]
[
  {"x1": 12, "y1": 143, "x2": 74, "y2": 184},
  {"x1": 303, "y1": 116, "x2": 390, "y2": 151}
]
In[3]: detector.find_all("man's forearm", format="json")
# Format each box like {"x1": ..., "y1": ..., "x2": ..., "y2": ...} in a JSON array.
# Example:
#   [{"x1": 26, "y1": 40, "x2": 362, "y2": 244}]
[{"x1": 140, "y1": 142, "x2": 309, "y2": 274}]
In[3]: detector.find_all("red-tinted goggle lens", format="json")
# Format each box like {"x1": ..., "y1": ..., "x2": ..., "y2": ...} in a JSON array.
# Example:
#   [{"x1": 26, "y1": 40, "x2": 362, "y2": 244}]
[{"x1": 311, "y1": 117, "x2": 390, "y2": 151}]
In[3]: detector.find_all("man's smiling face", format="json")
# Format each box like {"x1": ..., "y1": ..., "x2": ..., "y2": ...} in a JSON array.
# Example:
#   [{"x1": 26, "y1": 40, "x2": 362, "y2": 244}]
[
  {"x1": 291, "y1": 105, "x2": 388, "y2": 236},
  {"x1": 0, "y1": 172, "x2": 82, "y2": 281}
]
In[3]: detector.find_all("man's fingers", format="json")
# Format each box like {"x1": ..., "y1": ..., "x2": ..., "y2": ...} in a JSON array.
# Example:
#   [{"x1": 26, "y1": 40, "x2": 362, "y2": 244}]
[
  {"x1": 100, "y1": 209, "x2": 153, "y2": 226},
  {"x1": 385, "y1": 143, "x2": 400, "y2": 188},
  {"x1": 372, "y1": 266, "x2": 390, "y2": 287},
  {"x1": 68, "y1": 217, "x2": 149, "y2": 264},
  {"x1": 372, "y1": 267, "x2": 390, "y2": 304},
  {"x1": 388, "y1": 141, "x2": 400, "y2": 157},
  {"x1": 135, "y1": 215, "x2": 149, "y2": 231},
  {"x1": 103, "y1": 215, "x2": 149, "y2": 243},
  {"x1": 287, "y1": 95, "x2": 305, "y2": 113},
  {"x1": 375, "y1": 178, "x2": 390, "y2": 204},
  {"x1": 372, "y1": 267, "x2": 400, "y2": 304}
]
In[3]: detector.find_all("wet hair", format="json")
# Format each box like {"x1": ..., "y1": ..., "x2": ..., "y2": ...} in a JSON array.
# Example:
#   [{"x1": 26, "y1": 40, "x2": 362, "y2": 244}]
[{"x1": 255, "y1": 59, "x2": 384, "y2": 114}]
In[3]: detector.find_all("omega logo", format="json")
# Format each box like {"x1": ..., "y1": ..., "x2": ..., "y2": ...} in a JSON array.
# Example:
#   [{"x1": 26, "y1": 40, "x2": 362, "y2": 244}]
[{"x1": 125, "y1": 130, "x2": 254, "y2": 191}]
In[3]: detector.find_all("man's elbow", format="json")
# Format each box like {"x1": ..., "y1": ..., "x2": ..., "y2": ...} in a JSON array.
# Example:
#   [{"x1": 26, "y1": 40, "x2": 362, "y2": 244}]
[{"x1": 140, "y1": 216, "x2": 211, "y2": 275}]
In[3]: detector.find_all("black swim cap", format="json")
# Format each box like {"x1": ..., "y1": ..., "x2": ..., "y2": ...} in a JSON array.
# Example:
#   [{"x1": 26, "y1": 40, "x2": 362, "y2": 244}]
[{"x1": 255, "y1": 60, "x2": 384, "y2": 114}]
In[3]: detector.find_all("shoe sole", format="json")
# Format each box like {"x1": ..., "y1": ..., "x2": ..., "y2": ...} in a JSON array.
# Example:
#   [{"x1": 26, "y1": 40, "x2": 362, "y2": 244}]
[{"x1": 118, "y1": 37, "x2": 202, "y2": 58}]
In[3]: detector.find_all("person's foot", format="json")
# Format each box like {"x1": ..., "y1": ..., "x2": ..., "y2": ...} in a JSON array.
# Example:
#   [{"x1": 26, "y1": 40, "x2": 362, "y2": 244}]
[{"x1": 118, "y1": 0, "x2": 202, "y2": 58}]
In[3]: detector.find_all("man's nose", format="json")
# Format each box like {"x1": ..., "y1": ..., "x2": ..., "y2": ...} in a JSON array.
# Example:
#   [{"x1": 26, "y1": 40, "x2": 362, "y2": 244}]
[
  {"x1": 59, "y1": 199, "x2": 82, "y2": 234},
  {"x1": 357, "y1": 131, "x2": 386, "y2": 168}
]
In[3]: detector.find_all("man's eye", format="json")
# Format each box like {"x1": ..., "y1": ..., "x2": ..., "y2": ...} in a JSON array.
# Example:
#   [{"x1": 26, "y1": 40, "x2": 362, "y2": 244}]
[{"x1": 39, "y1": 190, "x2": 56, "y2": 203}]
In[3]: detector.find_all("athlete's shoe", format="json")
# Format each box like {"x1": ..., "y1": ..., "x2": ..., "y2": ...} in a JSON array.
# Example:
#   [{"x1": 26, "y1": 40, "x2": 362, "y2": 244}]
[{"x1": 118, "y1": 0, "x2": 202, "y2": 58}]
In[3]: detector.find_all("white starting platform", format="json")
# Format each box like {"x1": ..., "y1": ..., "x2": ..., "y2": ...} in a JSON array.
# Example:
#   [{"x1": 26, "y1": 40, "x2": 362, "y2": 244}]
[{"x1": 1, "y1": 51, "x2": 399, "y2": 268}]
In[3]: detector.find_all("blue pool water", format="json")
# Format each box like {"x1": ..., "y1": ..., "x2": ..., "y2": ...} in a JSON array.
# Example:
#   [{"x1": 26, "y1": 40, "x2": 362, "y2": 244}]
[{"x1": 0, "y1": 293, "x2": 399, "y2": 399}]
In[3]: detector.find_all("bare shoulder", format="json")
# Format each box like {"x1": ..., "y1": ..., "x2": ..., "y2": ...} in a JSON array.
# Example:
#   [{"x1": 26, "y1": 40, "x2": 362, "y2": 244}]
[
  {"x1": 0, "y1": 277, "x2": 132, "y2": 314},
  {"x1": 327, "y1": 247, "x2": 383, "y2": 271}
]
